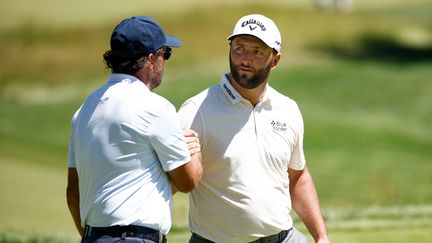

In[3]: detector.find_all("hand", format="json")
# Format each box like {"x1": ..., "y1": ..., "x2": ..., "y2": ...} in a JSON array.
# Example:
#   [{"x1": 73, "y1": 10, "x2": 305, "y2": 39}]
[
  {"x1": 182, "y1": 130, "x2": 201, "y2": 156},
  {"x1": 316, "y1": 237, "x2": 331, "y2": 243}
]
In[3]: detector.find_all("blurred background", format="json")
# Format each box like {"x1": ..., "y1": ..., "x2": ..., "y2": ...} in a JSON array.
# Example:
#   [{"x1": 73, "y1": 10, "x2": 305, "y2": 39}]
[{"x1": 0, "y1": 0, "x2": 431, "y2": 242}]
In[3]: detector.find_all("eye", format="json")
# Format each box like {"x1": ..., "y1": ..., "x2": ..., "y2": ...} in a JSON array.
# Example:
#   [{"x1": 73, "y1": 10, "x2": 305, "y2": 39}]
[
  {"x1": 255, "y1": 49, "x2": 265, "y2": 57},
  {"x1": 234, "y1": 46, "x2": 245, "y2": 53}
]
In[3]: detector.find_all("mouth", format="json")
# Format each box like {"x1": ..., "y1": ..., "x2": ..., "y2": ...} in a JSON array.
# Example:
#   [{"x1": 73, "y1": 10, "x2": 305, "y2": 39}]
[{"x1": 238, "y1": 66, "x2": 253, "y2": 73}]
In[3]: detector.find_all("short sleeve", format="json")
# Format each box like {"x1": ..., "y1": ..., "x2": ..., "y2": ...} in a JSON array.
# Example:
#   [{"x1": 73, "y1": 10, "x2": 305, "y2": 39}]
[
  {"x1": 288, "y1": 105, "x2": 306, "y2": 170},
  {"x1": 178, "y1": 100, "x2": 204, "y2": 138},
  {"x1": 148, "y1": 103, "x2": 191, "y2": 172},
  {"x1": 67, "y1": 107, "x2": 81, "y2": 168}
]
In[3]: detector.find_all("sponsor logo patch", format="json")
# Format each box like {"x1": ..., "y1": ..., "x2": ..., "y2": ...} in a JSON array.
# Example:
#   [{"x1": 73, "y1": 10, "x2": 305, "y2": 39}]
[
  {"x1": 241, "y1": 19, "x2": 267, "y2": 32},
  {"x1": 223, "y1": 83, "x2": 236, "y2": 99},
  {"x1": 271, "y1": 120, "x2": 287, "y2": 132}
]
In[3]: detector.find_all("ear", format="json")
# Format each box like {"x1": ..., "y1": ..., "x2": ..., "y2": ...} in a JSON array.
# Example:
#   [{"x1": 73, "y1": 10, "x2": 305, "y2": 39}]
[
  {"x1": 147, "y1": 53, "x2": 157, "y2": 65},
  {"x1": 271, "y1": 53, "x2": 281, "y2": 68}
]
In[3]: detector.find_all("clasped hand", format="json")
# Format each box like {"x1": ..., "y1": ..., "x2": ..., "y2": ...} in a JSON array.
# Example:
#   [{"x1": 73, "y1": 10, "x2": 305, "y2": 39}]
[{"x1": 182, "y1": 130, "x2": 201, "y2": 156}]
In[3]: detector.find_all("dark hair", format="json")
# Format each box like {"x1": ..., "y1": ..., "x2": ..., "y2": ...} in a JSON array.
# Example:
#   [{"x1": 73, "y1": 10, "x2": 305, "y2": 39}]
[{"x1": 103, "y1": 50, "x2": 147, "y2": 75}]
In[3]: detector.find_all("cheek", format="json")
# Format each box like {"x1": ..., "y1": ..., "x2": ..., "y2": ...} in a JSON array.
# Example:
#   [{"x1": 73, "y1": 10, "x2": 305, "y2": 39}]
[
  {"x1": 229, "y1": 52, "x2": 237, "y2": 63},
  {"x1": 230, "y1": 50, "x2": 245, "y2": 62},
  {"x1": 157, "y1": 61, "x2": 164, "y2": 73}
]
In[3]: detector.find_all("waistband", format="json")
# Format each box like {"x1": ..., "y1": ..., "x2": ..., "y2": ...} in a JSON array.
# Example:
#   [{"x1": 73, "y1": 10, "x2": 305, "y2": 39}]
[
  {"x1": 250, "y1": 228, "x2": 292, "y2": 243},
  {"x1": 192, "y1": 228, "x2": 292, "y2": 243},
  {"x1": 83, "y1": 225, "x2": 166, "y2": 243}
]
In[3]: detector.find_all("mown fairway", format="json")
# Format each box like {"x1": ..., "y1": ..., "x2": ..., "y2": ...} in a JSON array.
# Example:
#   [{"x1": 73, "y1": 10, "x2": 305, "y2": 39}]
[{"x1": 1, "y1": 0, "x2": 431, "y2": 242}]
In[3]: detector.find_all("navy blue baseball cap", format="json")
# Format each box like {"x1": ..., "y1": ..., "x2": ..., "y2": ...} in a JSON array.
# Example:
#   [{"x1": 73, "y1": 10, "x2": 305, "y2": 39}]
[{"x1": 110, "y1": 16, "x2": 181, "y2": 58}]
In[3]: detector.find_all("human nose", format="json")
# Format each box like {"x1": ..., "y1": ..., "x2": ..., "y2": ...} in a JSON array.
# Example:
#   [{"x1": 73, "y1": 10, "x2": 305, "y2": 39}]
[{"x1": 239, "y1": 50, "x2": 253, "y2": 65}]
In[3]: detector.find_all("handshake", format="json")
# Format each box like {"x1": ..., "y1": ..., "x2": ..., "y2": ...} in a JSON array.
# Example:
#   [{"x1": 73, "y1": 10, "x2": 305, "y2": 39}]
[{"x1": 183, "y1": 130, "x2": 201, "y2": 156}]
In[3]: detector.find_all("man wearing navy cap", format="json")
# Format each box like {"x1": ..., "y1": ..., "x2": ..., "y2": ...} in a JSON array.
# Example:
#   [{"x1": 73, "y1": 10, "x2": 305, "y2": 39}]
[{"x1": 66, "y1": 16, "x2": 202, "y2": 243}]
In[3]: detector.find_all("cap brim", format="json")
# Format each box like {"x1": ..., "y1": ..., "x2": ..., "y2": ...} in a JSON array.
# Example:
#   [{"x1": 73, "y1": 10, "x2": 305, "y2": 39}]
[
  {"x1": 166, "y1": 35, "x2": 182, "y2": 47},
  {"x1": 227, "y1": 33, "x2": 237, "y2": 40}
]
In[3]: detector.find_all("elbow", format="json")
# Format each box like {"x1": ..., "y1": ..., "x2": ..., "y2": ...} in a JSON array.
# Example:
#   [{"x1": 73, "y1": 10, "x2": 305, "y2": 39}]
[
  {"x1": 171, "y1": 157, "x2": 203, "y2": 193},
  {"x1": 176, "y1": 183, "x2": 195, "y2": 193},
  {"x1": 176, "y1": 166, "x2": 202, "y2": 193}
]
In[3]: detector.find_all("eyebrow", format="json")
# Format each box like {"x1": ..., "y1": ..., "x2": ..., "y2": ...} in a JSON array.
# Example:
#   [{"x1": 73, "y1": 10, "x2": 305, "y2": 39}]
[{"x1": 233, "y1": 42, "x2": 266, "y2": 50}]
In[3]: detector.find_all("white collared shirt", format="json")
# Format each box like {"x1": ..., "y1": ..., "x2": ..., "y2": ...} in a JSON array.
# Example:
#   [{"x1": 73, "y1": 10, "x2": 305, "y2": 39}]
[
  {"x1": 178, "y1": 74, "x2": 306, "y2": 242},
  {"x1": 68, "y1": 74, "x2": 190, "y2": 234}
]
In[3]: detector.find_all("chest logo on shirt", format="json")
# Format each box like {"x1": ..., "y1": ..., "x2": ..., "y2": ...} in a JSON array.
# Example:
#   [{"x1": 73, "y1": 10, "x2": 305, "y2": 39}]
[{"x1": 271, "y1": 120, "x2": 287, "y2": 132}]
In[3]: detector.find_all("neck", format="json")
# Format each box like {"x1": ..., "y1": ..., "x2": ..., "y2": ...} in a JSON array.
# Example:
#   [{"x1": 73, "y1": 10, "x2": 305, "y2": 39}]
[
  {"x1": 228, "y1": 74, "x2": 267, "y2": 107},
  {"x1": 134, "y1": 68, "x2": 154, "y2": 91}
]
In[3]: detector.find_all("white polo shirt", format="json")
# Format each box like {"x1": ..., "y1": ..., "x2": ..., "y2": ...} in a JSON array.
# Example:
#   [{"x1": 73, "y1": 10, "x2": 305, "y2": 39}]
[
  {"x1": 178, "y1": 74, "x2": 306, "y2": 242},
  {"x1": 68, "y1": 74, "x2": 191, "y2": 234}
]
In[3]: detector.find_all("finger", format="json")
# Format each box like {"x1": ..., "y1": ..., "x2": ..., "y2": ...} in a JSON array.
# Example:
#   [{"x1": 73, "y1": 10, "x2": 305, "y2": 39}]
[
  {"x1": 185, "y1": 136, "x2": 200, "y2": 144},
  {"x1": 187, "y1": 141, "x2": 201, "y2": 149},
  {"x1": 182, "y1": 129, "x2": 198, "y2": 138},
  {"x1": 189, "y1": 147, "x2": 201, "y2": 156},
  {"x1": 188, "y1": 142, "x2": 201, "y2": 155}
]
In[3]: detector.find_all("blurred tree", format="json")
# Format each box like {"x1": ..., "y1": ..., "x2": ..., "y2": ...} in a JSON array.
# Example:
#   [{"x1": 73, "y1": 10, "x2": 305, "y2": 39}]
[{"x1": 315, "y1": 0, "x2": 354, "y2": 13}]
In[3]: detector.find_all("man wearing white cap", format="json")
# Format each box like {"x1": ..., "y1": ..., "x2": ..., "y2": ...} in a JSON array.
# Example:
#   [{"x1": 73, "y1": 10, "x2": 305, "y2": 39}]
[{"x1": 178, "y1": 14, "x2": 330, "y2": 243}]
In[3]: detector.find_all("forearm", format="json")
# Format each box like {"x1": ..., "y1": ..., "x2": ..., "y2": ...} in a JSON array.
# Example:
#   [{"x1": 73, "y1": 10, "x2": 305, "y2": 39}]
[
  {"x1": 169, "y1": 129, "x2": 202, "y2": 193},
  {"x1": 290, "y1": 167, "x2": 329, "y2": 243},
  {"x1": 66, "y1": 168, "x2": 84, "y2": 236},
  {"x1": 67, "y1": 198, "x2": 84, "y2": 236},
  {"x1": 171, "y1": 152, "x2": 201, "y2": 195}
]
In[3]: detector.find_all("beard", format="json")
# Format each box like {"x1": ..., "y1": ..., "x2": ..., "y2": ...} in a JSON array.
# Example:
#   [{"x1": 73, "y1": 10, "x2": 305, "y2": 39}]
[
  {"x1": 229, "y1": 56, "x2": 272, "y2": 89},
  {"x1": 148, "y1": 62, "x2": 164, "y2": 90}
]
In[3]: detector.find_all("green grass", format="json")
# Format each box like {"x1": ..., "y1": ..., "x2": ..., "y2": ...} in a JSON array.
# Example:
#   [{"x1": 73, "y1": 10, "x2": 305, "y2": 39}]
[
  {"x1": 1, "y1": 59, "x2": 431, "y2": 242},
  {"x1": 1, "y1": 0, "x2": 431, "y2": 242}
]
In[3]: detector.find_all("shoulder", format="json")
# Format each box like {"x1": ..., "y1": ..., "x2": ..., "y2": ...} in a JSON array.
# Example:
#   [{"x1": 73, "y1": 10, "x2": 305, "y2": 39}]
[
  {"x1": 181, "y1": 84, "x2": 219, "y2": 108},
  {"x1": 147, "y1": 92, "x2": 177, "y2": 113},
  {"x1": 122, "y1": 87, "x2": 177, "y2": 126},
  {"x1": 267, "y1": 86, "x2": 300, "y2": 109}
]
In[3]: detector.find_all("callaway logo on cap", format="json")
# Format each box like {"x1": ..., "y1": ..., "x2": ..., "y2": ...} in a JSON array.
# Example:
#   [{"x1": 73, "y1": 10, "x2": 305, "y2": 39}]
[{"x1": 227, "y1": 14, "x2": 282, "y2": 53}]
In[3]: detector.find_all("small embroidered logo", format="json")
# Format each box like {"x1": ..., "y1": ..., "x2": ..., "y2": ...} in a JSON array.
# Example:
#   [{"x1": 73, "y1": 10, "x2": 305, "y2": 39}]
[
  {"x1": 271, "y1": 120, "x2": 287, "y2": 132},
  {"x1": 223, "y1": 83, "x2": 236, "y2": 99}
]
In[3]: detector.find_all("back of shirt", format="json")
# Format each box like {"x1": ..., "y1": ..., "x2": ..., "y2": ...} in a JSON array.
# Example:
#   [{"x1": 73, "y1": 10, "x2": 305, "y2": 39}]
[{"x1": 68, "y1": 74, "x2": 190, "y2": 234}]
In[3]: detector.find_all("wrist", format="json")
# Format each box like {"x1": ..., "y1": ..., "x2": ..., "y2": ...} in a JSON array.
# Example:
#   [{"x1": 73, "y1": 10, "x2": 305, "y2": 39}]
[{"x1": 316, "y1": 235, "x2": 330, "y2": 243}]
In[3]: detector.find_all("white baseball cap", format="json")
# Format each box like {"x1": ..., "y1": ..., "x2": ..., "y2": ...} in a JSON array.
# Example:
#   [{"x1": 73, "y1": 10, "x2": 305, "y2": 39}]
[{"x1": 227, "y1": 14, "x2": 282, "y2": 53}]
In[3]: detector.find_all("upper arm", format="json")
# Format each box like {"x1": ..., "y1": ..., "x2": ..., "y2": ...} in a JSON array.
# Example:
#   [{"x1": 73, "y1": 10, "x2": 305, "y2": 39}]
[
  {"x1": 288, "y1": 166, "x2": 305, "y2": 190},
  {"x1": 167, "y1": 152, "x2": 202, "y2": 193},
  {"x1": 66, "y1": 168, "x2": 79, "y2": 197}
]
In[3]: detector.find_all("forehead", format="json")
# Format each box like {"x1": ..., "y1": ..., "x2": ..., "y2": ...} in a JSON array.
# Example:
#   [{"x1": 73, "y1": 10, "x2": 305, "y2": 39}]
[{"x1": 231, "y1": 35, "x2": 270, "y2": 49}]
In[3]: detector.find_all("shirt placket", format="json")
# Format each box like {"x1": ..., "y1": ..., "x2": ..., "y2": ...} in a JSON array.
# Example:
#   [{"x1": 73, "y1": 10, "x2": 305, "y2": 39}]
[
  {"x1": 252, "y1": 101, "x2": 265, "y2": 139},
  {"x1": 252, "y1": 107, "x2": 258, "y2": 138}
]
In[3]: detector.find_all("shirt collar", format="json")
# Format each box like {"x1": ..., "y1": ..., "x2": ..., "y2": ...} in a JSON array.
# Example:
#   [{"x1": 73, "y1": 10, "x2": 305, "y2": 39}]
[
  {"x1": 219, "y1": 74, "x2": 243, "y2": 104},
  {"x1": 219, "y1": 73, "x2": 272, "y2": 105},
  {"x1": 107, "y1": 73, "x2": 150, "y2": 91}
]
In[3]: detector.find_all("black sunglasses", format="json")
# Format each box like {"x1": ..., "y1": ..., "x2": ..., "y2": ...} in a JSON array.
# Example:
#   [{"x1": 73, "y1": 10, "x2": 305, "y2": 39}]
[
  {"x1": 151, "y1": 47, "x2": 172, "y2": 61},
  {"x1": 161, "y1": 47, "x2": 172, "y2": 60}
]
